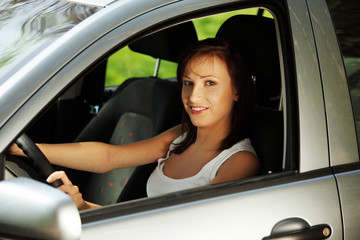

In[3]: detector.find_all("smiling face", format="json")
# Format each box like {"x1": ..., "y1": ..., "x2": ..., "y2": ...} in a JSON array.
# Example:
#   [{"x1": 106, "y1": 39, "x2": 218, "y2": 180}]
[{"x1": 181, "y1": 55, "x2": 238, "y2": 132}]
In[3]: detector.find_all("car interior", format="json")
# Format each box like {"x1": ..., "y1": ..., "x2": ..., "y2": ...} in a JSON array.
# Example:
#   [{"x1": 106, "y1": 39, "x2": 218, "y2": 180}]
[{"x1": 5, "y1": 8, "x2": 288, "y2": 206}]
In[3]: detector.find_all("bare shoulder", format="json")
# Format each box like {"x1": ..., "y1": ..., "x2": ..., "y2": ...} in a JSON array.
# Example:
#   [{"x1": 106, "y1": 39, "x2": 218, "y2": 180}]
[{"x1": 210, "y1": 151, "x2": 260, "y2": 184}]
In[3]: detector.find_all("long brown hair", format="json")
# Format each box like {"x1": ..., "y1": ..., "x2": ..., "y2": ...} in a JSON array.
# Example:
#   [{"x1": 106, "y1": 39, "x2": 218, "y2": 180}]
[{"x1": 172, "y1": 38, "x2": 255, "y2": 154}]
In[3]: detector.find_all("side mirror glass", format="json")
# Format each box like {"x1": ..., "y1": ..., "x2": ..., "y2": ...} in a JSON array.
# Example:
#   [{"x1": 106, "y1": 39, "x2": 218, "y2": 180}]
[{"x1": 0, "y1": 177, "x2": 81, "y2": 240}]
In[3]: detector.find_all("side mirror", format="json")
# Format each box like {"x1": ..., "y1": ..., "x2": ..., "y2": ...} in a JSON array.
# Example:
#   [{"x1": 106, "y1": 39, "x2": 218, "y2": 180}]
[{"x1": 0, "y1": 177, "x2": 81, "y2": 240}]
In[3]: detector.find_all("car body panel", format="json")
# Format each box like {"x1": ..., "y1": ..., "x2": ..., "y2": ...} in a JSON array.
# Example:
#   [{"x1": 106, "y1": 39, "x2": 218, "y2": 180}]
[
  {"x1": 287, "y1": 0, "x2": 329, "y2": 172},
  {"x1": 307, "y1": 0, "x2": 359, "y2": 166},
  {"x1": 63, "y1": 0, "x2": 116, "y2": 8},
  {"x1": 0, "y1": 0, "x2": 99, "y2": 81},
  {"x1": 81, "y1": 173, "x2": 342, "y2": 239},
  {"x1": 334, "y1": 167, "x2": 360, "y2": 240}
]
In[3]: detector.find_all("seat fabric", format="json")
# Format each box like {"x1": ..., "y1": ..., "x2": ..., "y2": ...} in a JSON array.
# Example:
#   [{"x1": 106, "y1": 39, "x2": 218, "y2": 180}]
[
  {"x1": 250, "y1": 107, "x2": 283, "y2": 174},
  {"x1": 84, "y1": 112, "x2": 154, "y2": 204},
  {"x1": 216, "y1": 15, "x2": 281, "y2": 109},
  {"x1": 129, "y1": 21, "x2": 198, "y2": 62}
]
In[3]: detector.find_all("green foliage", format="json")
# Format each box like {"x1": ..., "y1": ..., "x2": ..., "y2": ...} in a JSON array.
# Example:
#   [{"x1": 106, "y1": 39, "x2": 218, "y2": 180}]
[{"x1": 106, "y1": 46, "x2": 177, "y2": 87}]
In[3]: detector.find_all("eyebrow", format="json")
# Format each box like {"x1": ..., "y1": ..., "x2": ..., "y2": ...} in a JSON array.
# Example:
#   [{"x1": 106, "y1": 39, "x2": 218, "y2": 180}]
[{"x1": 183, "y1": 75, "x2": 219, "y2": 80}]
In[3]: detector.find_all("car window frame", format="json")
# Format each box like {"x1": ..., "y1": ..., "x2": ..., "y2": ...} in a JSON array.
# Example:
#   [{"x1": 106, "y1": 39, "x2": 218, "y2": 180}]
[
  {"x1": 73, "y1": 0, "x2": 298, "y2": 215},
  {"x1": 2, "y1": 0, "x2": 299, "y2": 219}
]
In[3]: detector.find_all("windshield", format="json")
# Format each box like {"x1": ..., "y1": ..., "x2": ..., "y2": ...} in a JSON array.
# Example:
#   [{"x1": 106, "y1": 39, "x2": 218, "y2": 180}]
[{"x1": 0, "y1": 0, "x2": 99, "y2": 80}]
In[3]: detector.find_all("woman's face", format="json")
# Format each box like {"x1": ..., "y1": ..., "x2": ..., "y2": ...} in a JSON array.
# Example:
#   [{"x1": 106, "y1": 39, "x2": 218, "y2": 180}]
[{"x1": 181, "y1": 55, "x2": 238, "y2": 131}]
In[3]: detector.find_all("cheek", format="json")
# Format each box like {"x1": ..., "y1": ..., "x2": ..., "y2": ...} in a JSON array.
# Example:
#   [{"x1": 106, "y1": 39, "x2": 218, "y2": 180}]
[
  {"x1": 181, "y1": 89, "x2": 189, "y2": 104},
  {"x1": 210, "y1": 87, "x2": 234, "y2": 106},
  {"x1": 212, "y1": 93, "x2": 236, "y2": 115}
]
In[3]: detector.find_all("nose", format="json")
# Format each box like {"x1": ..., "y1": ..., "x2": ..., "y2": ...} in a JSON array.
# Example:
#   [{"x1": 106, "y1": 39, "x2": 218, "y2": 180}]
[{"x1": 189, "y1": 84, "x2": 203, "y2": 102}]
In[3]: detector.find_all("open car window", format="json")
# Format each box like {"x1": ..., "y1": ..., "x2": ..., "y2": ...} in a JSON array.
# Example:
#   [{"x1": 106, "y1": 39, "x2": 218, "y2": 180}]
[
  {"x1": 57, "y1": 6, "x2": 288, "y2": 209},
  {"x1": 7, "y1": 2, "x2": 294, "y2": 213}
]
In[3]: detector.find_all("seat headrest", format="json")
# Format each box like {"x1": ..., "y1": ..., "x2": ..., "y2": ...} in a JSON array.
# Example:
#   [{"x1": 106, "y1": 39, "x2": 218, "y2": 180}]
[
  {"x1": 216, "y1": 15, "x2": 281, "y2": 108},
  {"x1": 129, "y1": 22, "x2": 198, "y2": 63}
]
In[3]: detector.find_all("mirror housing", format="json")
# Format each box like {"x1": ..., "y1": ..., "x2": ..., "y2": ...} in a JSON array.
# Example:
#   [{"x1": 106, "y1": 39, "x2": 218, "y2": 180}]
[{"x1": 0, "y1": 177, "x2": 81, "y2": 240}]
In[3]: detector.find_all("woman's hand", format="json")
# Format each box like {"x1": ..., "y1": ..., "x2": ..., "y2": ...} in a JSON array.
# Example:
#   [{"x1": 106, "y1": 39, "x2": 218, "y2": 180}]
[
  {"x1": 47, "y1": 171, "x2": 93, "y2": 210},
  {"x1": 8, "y1": 143, "x2": 25, "y2": 156}
]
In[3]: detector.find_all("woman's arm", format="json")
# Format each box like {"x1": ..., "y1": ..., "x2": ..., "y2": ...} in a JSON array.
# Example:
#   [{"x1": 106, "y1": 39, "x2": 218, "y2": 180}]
[{"x1": 10, "y1": 125, "x2": 182, "y2": 173}]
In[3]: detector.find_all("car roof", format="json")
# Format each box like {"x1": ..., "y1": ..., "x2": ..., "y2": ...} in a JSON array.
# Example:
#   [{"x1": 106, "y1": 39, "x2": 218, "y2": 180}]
[
  {"x1": 63, "y1": 0, "x2": 117, "y2": 8},
  {"x1": 0, "y1": 0, "x2": 100, "y2": 81}
]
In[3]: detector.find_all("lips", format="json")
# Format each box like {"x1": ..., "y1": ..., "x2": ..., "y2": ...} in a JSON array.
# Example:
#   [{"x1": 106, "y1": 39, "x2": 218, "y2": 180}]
[{"x1": 189, "y1": 106, "x2": 209, "y2": 114}]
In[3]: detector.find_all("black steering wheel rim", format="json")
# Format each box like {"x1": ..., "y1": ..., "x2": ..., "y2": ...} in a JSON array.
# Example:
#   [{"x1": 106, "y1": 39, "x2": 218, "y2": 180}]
[{"x1": 15, "y1": 134, "x2": 62, "y2": 188}]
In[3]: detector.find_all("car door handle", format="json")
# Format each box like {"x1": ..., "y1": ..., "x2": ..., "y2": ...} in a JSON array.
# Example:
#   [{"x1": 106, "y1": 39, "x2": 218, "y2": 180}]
[{"x1": 262, "y1": 217, "x2": 331, "y2": 240}]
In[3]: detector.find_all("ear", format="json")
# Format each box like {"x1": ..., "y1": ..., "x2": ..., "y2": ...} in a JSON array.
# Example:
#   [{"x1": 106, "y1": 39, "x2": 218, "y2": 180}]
[{"x1": 233, "y1": 89, "x2": 239, "y2": 102}]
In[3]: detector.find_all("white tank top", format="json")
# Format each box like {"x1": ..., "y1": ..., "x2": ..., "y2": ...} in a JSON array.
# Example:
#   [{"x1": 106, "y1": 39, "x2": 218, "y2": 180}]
[{"x1": 146, "y1": 134, "x2": 256, "y2": 197}]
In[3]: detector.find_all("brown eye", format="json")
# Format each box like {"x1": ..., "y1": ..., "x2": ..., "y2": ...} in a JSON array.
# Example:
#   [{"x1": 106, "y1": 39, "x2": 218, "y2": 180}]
[{"x1": 205, "y1": 81, "x2": 216, "y2": 86}]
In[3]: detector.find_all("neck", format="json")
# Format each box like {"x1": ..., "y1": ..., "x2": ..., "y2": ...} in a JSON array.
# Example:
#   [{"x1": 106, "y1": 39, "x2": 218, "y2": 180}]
[{"x1": 194, "y1": 124, "x2": 230, "y2": 151}]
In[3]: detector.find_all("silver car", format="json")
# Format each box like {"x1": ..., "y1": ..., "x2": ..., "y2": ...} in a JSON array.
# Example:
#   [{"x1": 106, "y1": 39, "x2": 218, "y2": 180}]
[{"x1": 0, "y1": 0, "x2": 359, "y2": 239}]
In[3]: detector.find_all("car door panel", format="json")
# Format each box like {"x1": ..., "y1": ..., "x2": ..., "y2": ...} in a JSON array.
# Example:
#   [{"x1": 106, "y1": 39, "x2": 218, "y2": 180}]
[
  {"x1": 287, "y1": 0, "x2": 329, "y2": 172},
  {"x1": 81, "y1": 172, "x2": 342, "y2": 239},
  {"x1": 334, "y1": 165, "x2": 360, "y2": 240},
  {"x1": 76, "y1": 1, "x2": 341, "y2": 239},
  {"x1": 307, "y1": 0, "x2": 358, "y2": 166}
]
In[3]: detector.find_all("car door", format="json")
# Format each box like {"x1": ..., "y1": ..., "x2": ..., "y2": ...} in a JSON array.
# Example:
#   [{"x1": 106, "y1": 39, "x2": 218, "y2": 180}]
[
  {"x1": 312, "y1": 0, "x2": 360, "y2": 239},
  {"x1": 74, "y1": 0, "x2": 346, "y2": 239},
  {"x1": 1, "y1": 0, "x2": 356, "y2": 239}
]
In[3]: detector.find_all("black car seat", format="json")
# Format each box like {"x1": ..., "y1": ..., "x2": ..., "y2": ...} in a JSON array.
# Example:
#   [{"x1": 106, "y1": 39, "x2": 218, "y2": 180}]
[
  {"x1": 216, "y1": 15, "x2": 281, "y2": 109},
  {"x1": 216, "y1": 15, "x2": 284, "y2": 174},
  {"x1": 249, "y1": 107, "x2": 283, "y2": 174},
  {"x1": 72, "y1": 22, "x2": 198, "y2": 205}
]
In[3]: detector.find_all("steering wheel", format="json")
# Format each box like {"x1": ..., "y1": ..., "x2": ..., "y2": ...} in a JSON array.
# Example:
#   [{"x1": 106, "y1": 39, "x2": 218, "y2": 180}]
[{"x1": 15, "y1": 134, "x2": 62, "y2": 188}]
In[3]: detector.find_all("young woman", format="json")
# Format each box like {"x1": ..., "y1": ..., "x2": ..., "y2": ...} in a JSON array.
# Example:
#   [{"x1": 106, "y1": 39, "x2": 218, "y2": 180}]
[{"x1": 11, "y1": 38, "x2": 260, "y2": 210}]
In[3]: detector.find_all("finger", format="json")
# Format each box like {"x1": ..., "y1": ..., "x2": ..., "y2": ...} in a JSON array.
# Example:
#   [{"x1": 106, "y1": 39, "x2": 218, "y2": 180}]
[
  {"x1": 58, "y1": 184, "x2": 79, "y2": 195},
  {"x1": 57, "y1": 185, "x2": 86, "y2": 209},
  {"x1": 46, "y1": 171, "x2": 73, "y2": 185}
]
